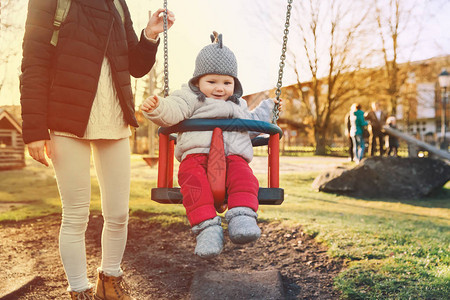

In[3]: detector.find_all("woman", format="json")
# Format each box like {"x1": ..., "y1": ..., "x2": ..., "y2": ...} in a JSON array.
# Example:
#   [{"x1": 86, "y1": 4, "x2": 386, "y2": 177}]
[
  {"x1": 349, "y1": 103, "x2": 368, "y2": 163},
  {"x1": 20, "y1": 0, "x2": 174, "y2": 299}
]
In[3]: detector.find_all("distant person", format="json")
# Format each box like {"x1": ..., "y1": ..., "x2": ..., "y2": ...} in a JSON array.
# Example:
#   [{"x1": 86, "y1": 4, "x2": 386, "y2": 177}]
[
  {"x1": 365, "y1": 101, "x2": 387, "y2": 156},
  {"x1": 344, "y1": 111, "x2": 354, "y2": 161},
  {"x1": 20, "y1": 0, "x2": 175, "y2": 298},
  {"x1": 385, "y1": 116, "x2": 399, "y2": 157},
  {"x1": 349, "y1": 103, "x2": 368, "y2": 163}
]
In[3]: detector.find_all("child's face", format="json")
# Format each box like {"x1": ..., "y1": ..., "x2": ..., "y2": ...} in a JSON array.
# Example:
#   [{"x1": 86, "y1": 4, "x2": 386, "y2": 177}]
[{"x1": 197, "y1": 74, "x2": 235, "y2": 100}]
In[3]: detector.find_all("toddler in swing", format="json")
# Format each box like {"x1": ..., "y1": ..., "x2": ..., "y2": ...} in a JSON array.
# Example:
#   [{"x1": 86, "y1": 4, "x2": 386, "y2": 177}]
[{"x1": 141, "y1": 32, "x2": 281, "y2": 258}]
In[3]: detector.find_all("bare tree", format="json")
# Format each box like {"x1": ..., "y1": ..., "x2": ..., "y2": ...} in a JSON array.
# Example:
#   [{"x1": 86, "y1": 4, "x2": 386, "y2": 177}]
[
  {"x1": 373, "y1": 0, "x2": 436, "y2": 116},
  {"x1": 144, "y1": 62, "x2": 164, "y2": 156},
  {"x1": 0, "y1": 0, "x2": 26, "y2": 95},
  {"x1": 0, "y1": 0, "x2": 24, "y2": 61},
  {"x1": 134, "y1": 60, "x2": 165, "y2": 155},
  {"x1": 292, "y1": 0, "x2": 371, "y2": 154}
]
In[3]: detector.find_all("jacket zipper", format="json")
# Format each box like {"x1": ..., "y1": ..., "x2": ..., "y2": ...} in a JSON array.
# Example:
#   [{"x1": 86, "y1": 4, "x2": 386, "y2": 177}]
[
  {"x1": 88, "y1": 15, "x2": 115, "y2": 127},
  {"x1": 104, "y1": 17, "x2": 115, "y2": 58},
  {"x1": 103, "y1": 14, "x2": 133, "y2": 125}
]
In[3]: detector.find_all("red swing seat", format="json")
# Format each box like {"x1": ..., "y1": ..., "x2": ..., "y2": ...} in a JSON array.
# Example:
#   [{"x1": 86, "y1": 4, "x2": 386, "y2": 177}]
[{"x1": 150, "y1": 119, "x2": 284, "y2": 210}]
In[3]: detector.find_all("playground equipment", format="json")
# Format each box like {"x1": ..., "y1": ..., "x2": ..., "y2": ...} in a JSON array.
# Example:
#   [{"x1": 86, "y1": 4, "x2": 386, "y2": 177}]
[
  {"x1": 383, "y1": 126, "x2": 450, "y2": 161},
  {"x1": 149, "y1": 0, "x2": 293, "y2": 211}
]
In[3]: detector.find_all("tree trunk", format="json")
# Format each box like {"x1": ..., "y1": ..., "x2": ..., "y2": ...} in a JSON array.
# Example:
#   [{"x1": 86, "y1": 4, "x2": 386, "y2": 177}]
[
  {"x1": 390, "y1": 95, "x2": 397, "y2": 116},
  {"x1": 314, "y1": 127, "x2": 327, "y2": 155},
  {"x1": 132, "y1": 128, "x2": 138, "y2": 154}
]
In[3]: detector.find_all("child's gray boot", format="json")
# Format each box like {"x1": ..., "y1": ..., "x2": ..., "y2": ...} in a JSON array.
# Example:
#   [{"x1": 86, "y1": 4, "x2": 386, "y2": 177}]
[
  {"x1": 225, "y1": 207, "x2": 261, "y2": 244},
  {"x1": 191, "y1": 216, "x2": 224, "y2": 259}
]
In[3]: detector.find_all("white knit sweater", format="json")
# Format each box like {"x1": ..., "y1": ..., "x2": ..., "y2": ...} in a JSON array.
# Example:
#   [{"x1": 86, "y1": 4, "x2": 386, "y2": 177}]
[
  {"x1": 143, "y1": 84, "x2": 275, "y2": 162},
  {"x1": 53, "y1": 57, "x2": 131, "y2": 140}
]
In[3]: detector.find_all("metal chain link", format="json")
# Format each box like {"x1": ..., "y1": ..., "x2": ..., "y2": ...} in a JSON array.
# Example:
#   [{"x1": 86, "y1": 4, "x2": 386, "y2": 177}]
[
  {"x1": 273, "y1": 0, "x2": 293, "y2": 124},
  {"x1": 163, "y1": 0, "x2": 169, "y2": 97}
]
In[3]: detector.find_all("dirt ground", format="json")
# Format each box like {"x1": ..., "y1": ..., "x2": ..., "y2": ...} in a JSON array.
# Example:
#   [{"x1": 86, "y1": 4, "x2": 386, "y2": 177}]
[
  {"x1": 0, "y1": 212, "x2": 344, "y2": 299},
  {"x1": 1, "y1": 156, "x2": 348, "y2": 299}
]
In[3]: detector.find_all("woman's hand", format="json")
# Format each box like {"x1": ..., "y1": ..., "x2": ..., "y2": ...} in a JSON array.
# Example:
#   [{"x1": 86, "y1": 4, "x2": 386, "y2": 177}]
[
  {"x1": 145, "y1": 9, "x2": 175, "y2": 40},
  {"x1": 141, "y1": 95, "x2": 160, "y2": 113},
  {"x1": 27, "y1": 140, "x2": 52, "y2": 167}
]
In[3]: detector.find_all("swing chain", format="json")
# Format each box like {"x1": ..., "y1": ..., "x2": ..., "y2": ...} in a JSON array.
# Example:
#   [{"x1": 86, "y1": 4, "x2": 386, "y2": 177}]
[
  {"x1": 273, "y1": 0, "x2": 293, "y2": 124},
  {"x1": 163, "y1": 0, "x2": 169, "y2": 97}
]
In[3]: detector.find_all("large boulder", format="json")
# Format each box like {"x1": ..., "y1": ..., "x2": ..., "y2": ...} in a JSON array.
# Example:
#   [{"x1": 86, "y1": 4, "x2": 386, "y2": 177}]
[{"x1": 312, "y1": 157, "x2": 450, "y2": 199}]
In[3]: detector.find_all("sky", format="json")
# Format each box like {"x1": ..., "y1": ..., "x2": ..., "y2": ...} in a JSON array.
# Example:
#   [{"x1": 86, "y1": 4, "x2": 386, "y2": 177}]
[{"x1": 1, "y1": 0, "x2": 450, "y2": 106}]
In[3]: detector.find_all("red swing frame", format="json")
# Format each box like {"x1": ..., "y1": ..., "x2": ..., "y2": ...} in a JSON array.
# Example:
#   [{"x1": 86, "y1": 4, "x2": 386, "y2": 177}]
[
  {"x1": 150, "y1": 119, "x2": 283, "y2": 206},
  {"x1": 156, "y1": 133, "x2": 280, "y2": 189}
]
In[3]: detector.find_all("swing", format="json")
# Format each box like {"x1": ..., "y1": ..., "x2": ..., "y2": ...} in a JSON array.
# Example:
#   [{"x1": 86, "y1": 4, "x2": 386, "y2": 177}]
[{"x1": 149, "y1": 0, "x2": 293, "y2": 212}]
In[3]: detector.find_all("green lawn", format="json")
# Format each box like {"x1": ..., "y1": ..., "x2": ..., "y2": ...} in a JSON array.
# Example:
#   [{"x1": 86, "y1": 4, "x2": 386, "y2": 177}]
[
  {"x1": 271, "y1": 173, "x2": 450, "y2": 299},
  {"x1": 1, "y1": 156, "x2": 449, "y2": 299}
]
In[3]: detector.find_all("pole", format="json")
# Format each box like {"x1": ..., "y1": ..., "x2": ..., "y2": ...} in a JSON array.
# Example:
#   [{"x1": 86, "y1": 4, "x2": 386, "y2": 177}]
[
  {"x1": 268, "y1": 134, "x2": 280, "y2": 188},
  {"x1": 132, "y1": 79, "x2": 138, "y2": 154},
  {"x1": 441, "y1": 87, "x2": 448, "y2": 150},
  {"x1": 157, "y1": 133, "x2": 168, "y2": 188},
  {"x1": 383, "y1": 125, "x2": 450, "y2": 160}
]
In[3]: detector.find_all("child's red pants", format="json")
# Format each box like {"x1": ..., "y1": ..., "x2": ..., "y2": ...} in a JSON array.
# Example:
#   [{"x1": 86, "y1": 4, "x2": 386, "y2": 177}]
[{"x1": 178, "y1": 154, "x2": 259, "y2": 226}]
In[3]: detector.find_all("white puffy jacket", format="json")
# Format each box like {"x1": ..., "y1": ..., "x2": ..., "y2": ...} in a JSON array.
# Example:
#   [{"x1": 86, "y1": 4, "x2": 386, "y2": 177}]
[{"x1": 143, "y1": 84, "x2": 275, "y2": 162}]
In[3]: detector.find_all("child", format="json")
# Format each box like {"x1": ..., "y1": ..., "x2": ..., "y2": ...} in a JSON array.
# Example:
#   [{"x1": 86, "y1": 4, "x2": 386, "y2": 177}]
[
  {"x1": 141, "y1": 32, "x2": 281, "y2": 259},
  {"x1": 386, "y1": 116, "x2": 399, "y2": 156}
]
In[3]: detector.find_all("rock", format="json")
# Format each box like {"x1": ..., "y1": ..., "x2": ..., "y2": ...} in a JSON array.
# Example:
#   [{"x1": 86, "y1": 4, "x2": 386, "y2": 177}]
[{"x1": 312, "y1": 157, "x2": 450, "y2": 199}]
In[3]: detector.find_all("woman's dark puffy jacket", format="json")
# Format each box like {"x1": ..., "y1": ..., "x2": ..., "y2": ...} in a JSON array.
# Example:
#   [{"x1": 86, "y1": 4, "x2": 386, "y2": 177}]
[{"x1": 20, "y1": 0, "x2": 159, "y2": 144}]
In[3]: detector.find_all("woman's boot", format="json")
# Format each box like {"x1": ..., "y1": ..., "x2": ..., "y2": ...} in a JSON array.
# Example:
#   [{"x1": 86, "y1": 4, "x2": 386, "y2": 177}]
[
  {"x1": 69, "y1": 287, "x2": 94, "y2": 299},
  {"x1": 94, "y1": 271, "x2": 134, "y2": 300}
]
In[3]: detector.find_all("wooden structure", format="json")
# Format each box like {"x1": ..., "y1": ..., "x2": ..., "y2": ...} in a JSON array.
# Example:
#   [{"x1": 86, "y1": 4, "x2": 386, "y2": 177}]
[
  {"x1": 0, "y1": 109, "x2": 25, "y2": 170},
  {"x1": 383, "y1": 125, "x2": 450, "y2": 161}
]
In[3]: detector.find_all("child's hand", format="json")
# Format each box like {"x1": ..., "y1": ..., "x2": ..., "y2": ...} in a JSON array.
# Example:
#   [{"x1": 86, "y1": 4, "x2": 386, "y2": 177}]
[
  {"x1": 141, "y1": 95, "x2": 160, "y2": 113},
  {"x1": 274, "y1": 98, "x2": 283, "y2": 111}
]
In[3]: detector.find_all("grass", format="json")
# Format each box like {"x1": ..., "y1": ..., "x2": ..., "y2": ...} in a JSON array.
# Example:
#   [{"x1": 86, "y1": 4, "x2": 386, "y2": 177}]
[
  {"x1": 1, "y1": 156, "x2": 449, "y2": 299},
  {"x1": 264, "y1": 173, "x2": 450, "y2": 299}
]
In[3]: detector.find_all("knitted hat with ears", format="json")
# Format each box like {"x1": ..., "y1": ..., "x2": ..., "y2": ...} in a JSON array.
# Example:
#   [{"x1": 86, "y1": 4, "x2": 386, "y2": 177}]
[{"x1": 188, "y1": 32, "x2": 243, "y2": 103}]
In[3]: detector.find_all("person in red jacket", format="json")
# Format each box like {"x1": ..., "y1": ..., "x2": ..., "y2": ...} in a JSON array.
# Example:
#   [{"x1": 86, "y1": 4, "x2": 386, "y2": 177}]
[{"x1": 20, "y1": 1, "x2": 174, "y2": 299}]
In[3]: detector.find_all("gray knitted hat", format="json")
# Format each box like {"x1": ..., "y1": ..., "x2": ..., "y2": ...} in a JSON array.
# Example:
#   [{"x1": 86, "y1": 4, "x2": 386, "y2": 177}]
[{"x1": 188, "y1": 32, "x2": 243, "y2": 103}]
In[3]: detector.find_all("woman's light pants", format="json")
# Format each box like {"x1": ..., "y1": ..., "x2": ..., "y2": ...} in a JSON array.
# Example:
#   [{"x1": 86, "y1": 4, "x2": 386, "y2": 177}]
[{"x1": 50, "y1": 133, "x2": 130, "y2": 292}]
